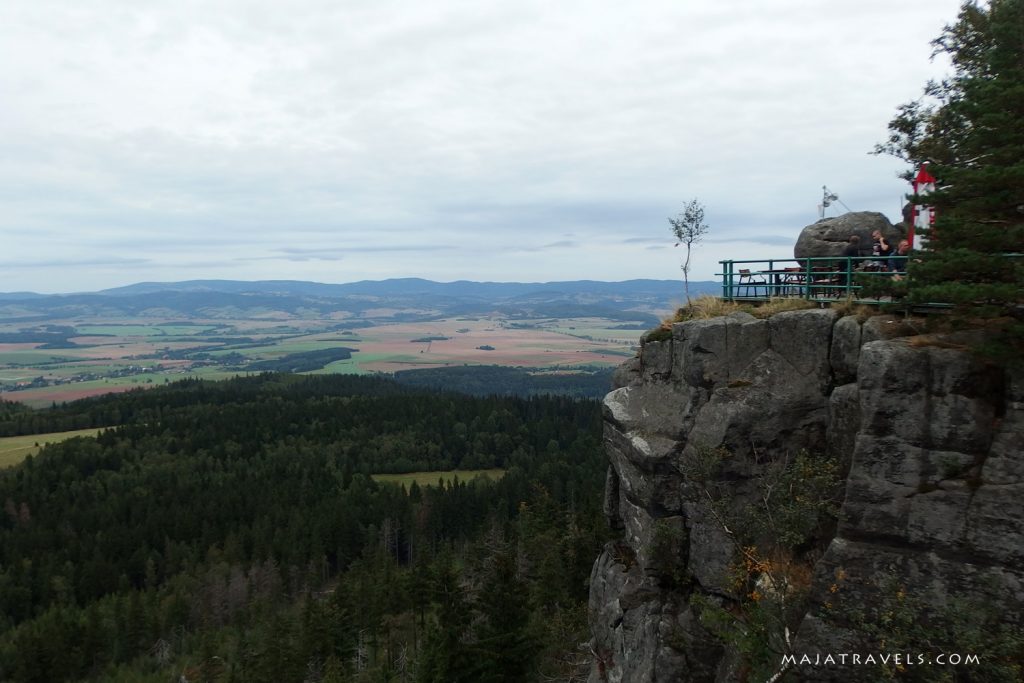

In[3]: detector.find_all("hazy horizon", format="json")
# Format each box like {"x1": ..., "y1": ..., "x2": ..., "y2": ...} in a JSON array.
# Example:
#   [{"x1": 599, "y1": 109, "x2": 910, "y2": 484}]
[
  {"x1": 2, "y1": 274, "x2": 721, "y2": 297},
  {"x1": 2, "y1": 1, "x2": 962, "y2": 293}
]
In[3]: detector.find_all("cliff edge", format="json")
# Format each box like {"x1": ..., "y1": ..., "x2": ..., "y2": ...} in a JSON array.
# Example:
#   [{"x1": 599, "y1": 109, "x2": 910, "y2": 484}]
[{"x1": 588, "y1": 309, "x2": 1023, "y2": 682}]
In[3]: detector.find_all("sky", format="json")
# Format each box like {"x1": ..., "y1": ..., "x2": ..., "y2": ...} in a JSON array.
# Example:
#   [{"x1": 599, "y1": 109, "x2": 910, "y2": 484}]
[{"x1": 1, "y1": 0, "x2": 965, "y2": 293}]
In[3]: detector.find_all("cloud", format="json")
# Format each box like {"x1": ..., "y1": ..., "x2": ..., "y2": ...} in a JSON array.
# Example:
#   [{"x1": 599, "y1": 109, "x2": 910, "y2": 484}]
[
  {"x1": 707, "y1": 235, "x2": 797, "y2": 247},
  {"x1": 0, "y1": 0, "x2": 964, "y2": 292},
  {"x1": 233, "y1": 243, "x2": 460, "y2": 263},
  {"x1": 0, "y1": 257, "x2": 152, "y2": 269},
  {"x1": 278, "y1": 245, "x2": 456, "y2": 254},
  {"x1": 512, "y1": 239, "x2": 579, "y2": 253},
  {"x1": 237, "y1": 254, "x2": 346, "y2": 263}
]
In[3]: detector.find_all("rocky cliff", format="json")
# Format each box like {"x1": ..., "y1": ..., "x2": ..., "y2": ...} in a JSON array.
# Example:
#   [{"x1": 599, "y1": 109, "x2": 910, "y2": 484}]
[{"x1": 588, "y1": 309, "x2": 1023, "y2": 682}]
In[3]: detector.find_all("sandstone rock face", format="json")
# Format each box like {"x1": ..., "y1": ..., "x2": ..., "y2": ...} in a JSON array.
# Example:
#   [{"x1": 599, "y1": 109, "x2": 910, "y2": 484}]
[
  {"x1": 794, "y1": 212, "x2": 897, "y2": 259},
  {"x1": 588, "y1": 312, "x2": 1024, "y2": 682}
]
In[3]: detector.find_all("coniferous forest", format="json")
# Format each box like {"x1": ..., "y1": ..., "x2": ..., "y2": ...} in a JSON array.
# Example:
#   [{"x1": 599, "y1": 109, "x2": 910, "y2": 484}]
[{"x1": 0, "y1": 374, "x2": 609, "y2": 682}]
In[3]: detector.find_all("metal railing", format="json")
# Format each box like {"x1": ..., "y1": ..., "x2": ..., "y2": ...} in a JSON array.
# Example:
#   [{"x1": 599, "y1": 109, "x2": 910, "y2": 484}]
[{"x1": 718, "y1": 256, "x2": 908, "y2": 302}]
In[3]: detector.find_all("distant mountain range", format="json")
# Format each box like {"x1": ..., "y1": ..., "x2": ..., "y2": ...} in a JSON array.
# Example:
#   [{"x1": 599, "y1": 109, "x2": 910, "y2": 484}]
[{"x1": 0, "y1": 278, "x2": 719, "y2": 324}]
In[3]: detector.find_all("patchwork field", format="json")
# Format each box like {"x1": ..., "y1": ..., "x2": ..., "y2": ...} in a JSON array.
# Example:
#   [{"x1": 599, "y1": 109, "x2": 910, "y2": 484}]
[
  {"x1": 338, "y1": 317, "x2": 638, "y2": 373},
  {"x1": 0, "y1": 315, "x2": 644, "y2": 406}
]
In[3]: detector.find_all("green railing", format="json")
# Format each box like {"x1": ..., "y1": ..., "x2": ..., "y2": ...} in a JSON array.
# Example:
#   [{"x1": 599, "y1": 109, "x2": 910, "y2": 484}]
[{"x1": 718, "y1": 256, "x2": 908, "y2": 301}]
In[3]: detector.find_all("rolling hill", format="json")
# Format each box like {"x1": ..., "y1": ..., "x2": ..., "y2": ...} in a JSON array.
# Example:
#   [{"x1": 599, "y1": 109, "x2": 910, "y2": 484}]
[{"x1": 0, "y1": 278, "x2": 715, "y2": 323}]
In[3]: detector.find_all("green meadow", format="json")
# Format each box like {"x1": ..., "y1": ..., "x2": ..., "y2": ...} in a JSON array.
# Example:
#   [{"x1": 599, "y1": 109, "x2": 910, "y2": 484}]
[
  {"x1": 206, "y1": 339, "x2": 350, "y2": 358},
  {"x1": 0, "y1": 351, "x2": 77, "y2": 366},
  {"x1": 73, "y1": 325, "x2": 221, "y2": 336},
  {"x1": 313, "y1": 359, "x2": 368, "y2": 375},
  {"x1": 371, "y1": 468, "x2": 506, "y2": 489},
  {"x1": 0, "y1": 428, "x2": 107, "y2": 468}
]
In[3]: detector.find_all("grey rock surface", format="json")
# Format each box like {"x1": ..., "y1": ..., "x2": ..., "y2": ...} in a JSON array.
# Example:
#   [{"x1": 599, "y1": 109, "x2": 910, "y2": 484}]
[
  {"x1": 794, "y1": 212, "x2": 896, "y2": 259},
  {"x1": 829, "y1": 315, "x2": 862, "y2": 384},
  {"x1": 588, "y1": 311, "x2": 1024, "y2": 682}
]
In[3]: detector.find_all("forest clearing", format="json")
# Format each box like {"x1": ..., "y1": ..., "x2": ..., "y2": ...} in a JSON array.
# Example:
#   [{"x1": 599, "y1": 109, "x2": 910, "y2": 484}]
[
  {"x1": 0, "y1": 427, "x2": 107, "y2": 468},
  {"x1": 371, "y1": 468, "x2": 506, "y2": 489}
]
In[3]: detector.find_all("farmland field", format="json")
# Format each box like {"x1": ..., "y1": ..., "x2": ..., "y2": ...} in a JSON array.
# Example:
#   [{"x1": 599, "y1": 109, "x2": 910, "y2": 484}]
[
  {"x1": 73, "y1": 324, "x2": 222, "y2": 336},
  {"x1": 0, "y1": 427, "x2": 107, "y2": 468},
  {"x1": 0, "y1": 314, "x2": 645, "y2": 406},
  {"x1": 342, "y1": 317, "x2": 639, "y2": 373}
]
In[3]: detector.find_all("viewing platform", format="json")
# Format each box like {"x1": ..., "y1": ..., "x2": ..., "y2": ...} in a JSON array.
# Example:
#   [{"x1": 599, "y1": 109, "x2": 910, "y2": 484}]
[{"x1": 718, "y1": 256, "x2": 908, "y2": 303}]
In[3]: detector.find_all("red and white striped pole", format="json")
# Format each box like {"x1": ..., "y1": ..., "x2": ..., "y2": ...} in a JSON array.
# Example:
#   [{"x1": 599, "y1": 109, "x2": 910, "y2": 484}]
[{"x1": 910, "y1": 164, "x2": 936, "y2": 249}]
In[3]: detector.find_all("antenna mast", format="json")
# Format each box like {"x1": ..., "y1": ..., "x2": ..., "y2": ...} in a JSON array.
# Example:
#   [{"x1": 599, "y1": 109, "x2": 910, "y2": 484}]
[{"x1": 819, "y1": 186, "x2": 851, "y2": 218}]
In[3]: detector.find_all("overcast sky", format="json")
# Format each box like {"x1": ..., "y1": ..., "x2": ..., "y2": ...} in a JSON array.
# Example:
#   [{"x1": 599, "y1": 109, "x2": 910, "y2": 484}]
[{"x1": 1, "y1": 0, "x2": 964, "y2": 293}]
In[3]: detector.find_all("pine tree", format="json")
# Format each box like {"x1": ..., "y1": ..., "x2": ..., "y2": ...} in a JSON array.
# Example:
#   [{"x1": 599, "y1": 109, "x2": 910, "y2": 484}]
[
  {"x1": 322, "y1": 655, "x2": 346, "y2": 683},
  {"x1": 471, "y1": 546, "x2": 537, "y2": 683},
  {"x1": 416, "y1": 556, "x2": 473, "y2": 683},
  {"x1": 876, "y1": 0, "x2": 1024, "y2": 355}
]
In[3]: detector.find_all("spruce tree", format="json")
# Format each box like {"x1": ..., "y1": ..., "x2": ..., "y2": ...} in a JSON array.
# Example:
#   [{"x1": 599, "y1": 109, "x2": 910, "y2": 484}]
[
  {"x1": 471, "y1": 544, "x2": 537, "y2": 683},
  {"x1": 322, "y1": 655, "x2": 346, "y2": 683},
  {"x1": 875, "y1": 0, "x2": 1024, "y2": 352},
  {"x1": 416, "y1": 556, "x2": 474, "y2": 683}
]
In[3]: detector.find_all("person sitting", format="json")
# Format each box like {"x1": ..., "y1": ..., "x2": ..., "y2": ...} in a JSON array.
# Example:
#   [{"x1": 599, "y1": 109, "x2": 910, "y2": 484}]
[
  {"x1": 891, "y1": 239, "x2": 911, "y2": 279},
  {"x1": 841, "y1": 234, "x2": 861, "y2": 258},
  {"x1": 839, "y1": 235, "x2": 861, "y2": 286}
]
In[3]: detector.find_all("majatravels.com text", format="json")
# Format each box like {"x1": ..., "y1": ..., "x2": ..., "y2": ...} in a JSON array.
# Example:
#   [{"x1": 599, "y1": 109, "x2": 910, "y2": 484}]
[{"x1": 784, "y1": 653, "x2": 981, "y2": 667}]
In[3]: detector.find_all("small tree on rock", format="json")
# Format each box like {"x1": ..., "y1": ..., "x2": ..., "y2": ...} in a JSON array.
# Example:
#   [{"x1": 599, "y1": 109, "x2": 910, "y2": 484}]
[{"x1": 669, "y1": 199, "x2": 710, "y2": 303}]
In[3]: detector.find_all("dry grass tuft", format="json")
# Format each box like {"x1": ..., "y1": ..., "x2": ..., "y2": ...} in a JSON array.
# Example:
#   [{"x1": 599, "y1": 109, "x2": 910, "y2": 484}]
[
  {"x1": 748, "y1": 298, "x2": 816, "y2": 319},
  {"x1": 645, "y1": 325, "x2": 673, "y2": 342},
  {"x1": 830, "y1": 299, "x2": 876, "y2": 321},
  {"x1": 671, "y1": 295, "x2": 743, "y2": 322},
  {"x1": 904, "y1": 335, "x2": 970, "y2": 351},
  {"x1": 667, "y1": 295, "x2": 816, "y2": 325}
]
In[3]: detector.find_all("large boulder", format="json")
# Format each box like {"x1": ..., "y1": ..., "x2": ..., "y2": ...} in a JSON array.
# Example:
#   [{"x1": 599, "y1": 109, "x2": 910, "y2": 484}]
[{"x1": 794, "y1": 211, "x2": 897, "y2": 259}]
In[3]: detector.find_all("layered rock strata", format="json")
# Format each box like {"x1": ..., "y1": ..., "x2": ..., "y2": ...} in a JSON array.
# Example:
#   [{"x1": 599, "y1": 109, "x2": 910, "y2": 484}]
[{"x1": 588, "y1": 309, "x2": 1023, "y2": 682}]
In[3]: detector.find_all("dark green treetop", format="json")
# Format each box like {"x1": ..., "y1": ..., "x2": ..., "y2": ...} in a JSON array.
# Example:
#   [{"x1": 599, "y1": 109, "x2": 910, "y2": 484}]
[{"x1": 875, "y1": 0, "x2": 1023, "y2": 348}]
